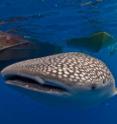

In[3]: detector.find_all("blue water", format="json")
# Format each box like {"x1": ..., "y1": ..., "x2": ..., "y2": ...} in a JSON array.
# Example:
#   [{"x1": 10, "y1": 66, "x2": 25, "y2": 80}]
[{"x1": 0, "y1": 0, "x2": 117, "y2": 124}]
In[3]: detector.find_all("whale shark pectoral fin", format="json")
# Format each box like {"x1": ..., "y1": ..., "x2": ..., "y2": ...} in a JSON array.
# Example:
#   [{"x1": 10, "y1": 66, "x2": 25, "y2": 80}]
[{"x1": 113, "y1": 88, "x2": 117, "y2": 96}]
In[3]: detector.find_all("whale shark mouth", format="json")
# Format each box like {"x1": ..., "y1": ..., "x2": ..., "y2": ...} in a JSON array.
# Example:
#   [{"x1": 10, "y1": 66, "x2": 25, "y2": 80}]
[{"x1": 3, "y1": 74, "x2": 70, "y2": 96}]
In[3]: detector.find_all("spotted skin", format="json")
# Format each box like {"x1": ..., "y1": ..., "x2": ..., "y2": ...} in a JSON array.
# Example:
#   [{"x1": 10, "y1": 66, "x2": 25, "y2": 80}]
[{"x1": 1, "y1": 52, "x2": 115, "y2": 91}]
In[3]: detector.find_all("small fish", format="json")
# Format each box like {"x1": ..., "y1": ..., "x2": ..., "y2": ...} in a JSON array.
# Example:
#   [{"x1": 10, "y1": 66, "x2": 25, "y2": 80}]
[{"x1": 1, "y1": 52, "x2": 116, "y2": 105}]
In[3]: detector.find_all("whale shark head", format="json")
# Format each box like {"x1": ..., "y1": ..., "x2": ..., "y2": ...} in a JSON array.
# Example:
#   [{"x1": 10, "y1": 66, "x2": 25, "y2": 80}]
[{"x1": 1, "y1": 52, "x2": 115, "y2": 105}]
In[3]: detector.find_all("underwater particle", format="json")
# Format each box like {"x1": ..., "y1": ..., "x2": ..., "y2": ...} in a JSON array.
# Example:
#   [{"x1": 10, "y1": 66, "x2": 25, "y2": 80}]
[
  {"x1": 66, "y1": 32, "x2": 115, "y2": 52},
  {"x1": 1, "y1": 52, "x2": 115, "y2": 105},
  {"x1": 0, "y1": 31, "x2": 63, "y2": 70}
]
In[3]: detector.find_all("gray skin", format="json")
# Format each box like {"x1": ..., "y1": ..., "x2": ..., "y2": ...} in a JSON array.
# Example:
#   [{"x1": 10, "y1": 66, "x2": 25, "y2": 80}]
[{"x1": 1, "y1": 52, "x2": 116, "y2": 105}]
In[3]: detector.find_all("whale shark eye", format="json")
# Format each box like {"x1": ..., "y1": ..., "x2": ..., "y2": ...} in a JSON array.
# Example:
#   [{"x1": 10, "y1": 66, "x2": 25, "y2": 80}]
[
  {"x1": 91, "y1": 84, "x2": 97, "y2": 90},
  {"x1": 103, "y1": 80, "x2": 105, "y2": 84}
]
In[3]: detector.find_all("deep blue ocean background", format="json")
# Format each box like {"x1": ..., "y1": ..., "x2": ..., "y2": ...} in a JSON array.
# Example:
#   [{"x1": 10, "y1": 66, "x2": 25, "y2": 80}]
[{"x1": 0, "y1": 0, "x2": 117, "y2": 124}]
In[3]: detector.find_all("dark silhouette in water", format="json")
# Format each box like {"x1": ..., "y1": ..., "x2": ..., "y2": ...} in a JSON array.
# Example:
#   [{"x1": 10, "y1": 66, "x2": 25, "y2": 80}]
[
  {"x1": 0, "y1": 31, "x2": 62, "y2": 70},
  {"x1": 66, "y1": 32, "x2": 115, "y2": 52}
]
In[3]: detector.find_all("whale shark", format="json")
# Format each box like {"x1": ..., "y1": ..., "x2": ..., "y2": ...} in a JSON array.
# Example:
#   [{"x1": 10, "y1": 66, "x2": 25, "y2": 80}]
[{"x1": 1, "y1": 52, "x2": 116, "y2": 106}]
